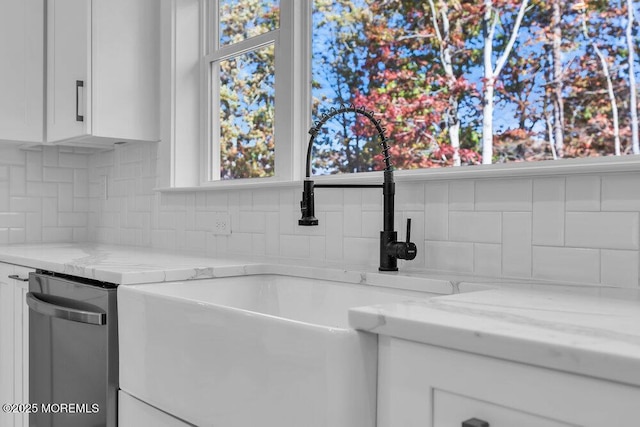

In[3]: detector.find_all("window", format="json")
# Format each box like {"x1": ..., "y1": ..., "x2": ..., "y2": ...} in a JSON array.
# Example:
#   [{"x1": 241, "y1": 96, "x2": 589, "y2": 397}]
[
  {"x1": 205, "y1": 0, "x2": 300, "y2": 182},
  {"x1": 196, "y1": 0, "x2": 639, "y2": 188},
  {"x1": 309, "y1": 0, "x2": 640, "y2": 175}
]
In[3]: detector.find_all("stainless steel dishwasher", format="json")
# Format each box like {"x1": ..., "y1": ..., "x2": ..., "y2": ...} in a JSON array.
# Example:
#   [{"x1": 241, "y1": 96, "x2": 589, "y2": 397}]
[{"x1": 27, "y1": 271, "x2": 118, "y2": 427}]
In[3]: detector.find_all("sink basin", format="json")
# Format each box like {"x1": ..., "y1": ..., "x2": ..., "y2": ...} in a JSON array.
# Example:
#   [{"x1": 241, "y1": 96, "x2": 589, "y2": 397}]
[{"x1": 118, "y1": 274, "x2": 434, "y2": 427}]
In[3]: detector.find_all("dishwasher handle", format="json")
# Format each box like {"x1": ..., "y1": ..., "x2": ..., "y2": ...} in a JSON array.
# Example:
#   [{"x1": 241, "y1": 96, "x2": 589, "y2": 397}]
[{"x1": 26, "y1": 292, "x2": 106, "y2": 326}]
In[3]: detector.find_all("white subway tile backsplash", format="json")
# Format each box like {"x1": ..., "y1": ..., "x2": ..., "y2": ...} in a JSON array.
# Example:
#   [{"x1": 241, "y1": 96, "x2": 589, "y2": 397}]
[
  {"x1": 502, "y1": 212, "x2": 532, "y2": 278},
  {"x1": 278, "y1": 189, "x2": 296, "y2": 236},
  {"x1": 239, "y1": 190, "x2": 252, "y2": 211},
  {"x1": 532, "y1": 177, "x2": 565, "y2": 246},
  {"x1": 10, "y1": 197, "x2": 41, "y2": 212},
  {"x1": 343, "y1": 190, "x2": 362, "y2": 237},
  {"x1": 57, "y1": 212, "x2": 88, "y2": 228},
  {"x1": 474, "y1": 243, "x2": 501, "y2": 277},
  {"x1": 253, "y1": 189, "x2": 279, "y2": 212},
  {"x1": 42, "y1": 147, "x2": 58, "y2": 167},
  {"x1": 565, "y1": 212, "x2": 639, "y2": 250},
  {"x1": 325, "y1": 211, "x2": 344, "y2": 262},
  {"x1": 279, "y1": 234, "x2": 310, "y2": 259},
  {"x1": 43, "y1": 167, "x2": 74, "y2": 183},
  {"x1": 238, "y1": 211, "x2": 266, "y2": 233},
  {"x1": 10, "y1": 166, "x2": 26, "y2": 196},
  {"x1": 343, "y1": 237, "x2": 378, "y2": 266},
  {"x1": 73, "y1": 169, "x2": 89, "y2": 198},
  {"x1": 59, "y1": 152, "x2": 88, "y2": 168},
  {"x1": 68, "y1": 141, "x2": 640, "y2": 291},
  {"x1": 449, "y1": 211, "x2": 501, "y2": 243},
  {"x1": 58, "y1": 183, "x2": 74, "y2": 212},
  {"x1": 396, "y1": 182, "x2": 425, "y2": 211},
  {"x1": 9, "y1": 228, "x2": 25, "y2": 244},
  {"x1": 26, "y1": 151, "x2": 43, "y2": 181},
  {"x1": 361, "y1": 210, "x2": 383, "y2": 239},
  {"x1": 533, "y1": 246, "x2": 600, "y2": 284},
  {"x1": 425, "y1": 182, "x2": 448, "y2": 240},
  {"x1": 195, "y1": 192, "x2": 207, "y2": 211},
  {"x1": 476, "y1": 179, "x2": 532, "y2": 211},
  {"x1": 566, "y1": 175, "x2": 600, "y2": 211},
  {"x1": 601, "y1": 250, "x2": 639, "y2": 288},
  {"x1": 449, "y1": 181, "x2": 474, "y2": 211},
  {"x1": 316, "y1": 187, "x2": 345, "y2": 211},
  {"x1": 26, "y1": 213, "x2": 42, "y2": 242},
  {"x1": 42, "y1": 227, "x2": 74, "y2": 243},
  {"x1": 74, "y1": 197, "x2": 89, "y2": 213},
  {"x1": 361, "y1": 187, "x2": 382, "y2": 211},
  {"x1": 42, "y1": 199, "x2": 58, "y2": 226},
  {"x1": 602, "y1": 173, "x2": 640, "y2": 211},
  {"x1": 265, "y1": 212, "x2": 280, "y2": 257},
  {"x1": 227, "y1": 233, "x2": 253, "y2": 254},
  {"x1": 425, "y1": 241, "x2": 474, "y2": 273},
  {"x1": 0, "y1": 182, "x2": 8, "y2": 212},
  {"x1": 309, "y1": 235, "x2": 325, "y2": 260},
  {"x1": 0, "y1": 213, "x2": 25, "y2": 228},
  {"x1": 0, "y1": 148, "x2": 25, "y2": 165}
]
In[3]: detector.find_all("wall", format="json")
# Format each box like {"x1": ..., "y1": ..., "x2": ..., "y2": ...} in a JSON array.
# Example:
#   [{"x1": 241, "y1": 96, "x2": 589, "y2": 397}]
[
  {"x1": 0, "y1": 144, "x2": 90, "y2": 244},
  {"x1": 87, "y1": 142, "x2": 640, "y2": 289}
]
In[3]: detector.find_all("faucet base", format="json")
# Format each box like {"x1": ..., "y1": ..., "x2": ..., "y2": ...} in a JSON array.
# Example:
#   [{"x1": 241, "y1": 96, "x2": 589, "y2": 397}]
[{"x1": 379, "y1": 230, "x2": 398, "y2": 271}]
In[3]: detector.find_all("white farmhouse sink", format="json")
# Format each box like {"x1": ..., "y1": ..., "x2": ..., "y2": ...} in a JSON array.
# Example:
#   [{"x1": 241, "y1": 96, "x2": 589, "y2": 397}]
[{"x1": 118, "y1": 274, "x2": 434, "y2": 427}]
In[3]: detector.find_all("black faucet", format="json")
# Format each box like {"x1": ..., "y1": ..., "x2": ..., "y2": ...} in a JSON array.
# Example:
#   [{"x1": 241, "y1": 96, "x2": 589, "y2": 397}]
[{"x1": 298, "y1": 105, "x2": 417, "y2": 272}]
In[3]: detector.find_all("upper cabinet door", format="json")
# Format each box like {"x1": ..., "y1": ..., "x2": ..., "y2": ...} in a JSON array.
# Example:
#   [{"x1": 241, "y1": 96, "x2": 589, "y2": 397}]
[
  {"x1": 0, "y1": 0, "x2": 44, "y2": 143},
  {"x1": 47, "y1": 0, "x2": 91, "y2": 143},
  {"x1": 91, "y1": 0, "x2": 160, "y2": 143}
]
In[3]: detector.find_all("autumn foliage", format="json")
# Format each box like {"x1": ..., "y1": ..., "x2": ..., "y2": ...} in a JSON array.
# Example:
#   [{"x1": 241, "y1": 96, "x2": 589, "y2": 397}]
[{"x1": 311, "y1": 0, "x2": 639, "y2": 174}]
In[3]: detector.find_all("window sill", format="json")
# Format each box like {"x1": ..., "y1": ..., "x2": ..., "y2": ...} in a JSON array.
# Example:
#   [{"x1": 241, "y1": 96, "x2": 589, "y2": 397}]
[{"x1": 155, "y1": 155, "x2": 640, "y2": 192}]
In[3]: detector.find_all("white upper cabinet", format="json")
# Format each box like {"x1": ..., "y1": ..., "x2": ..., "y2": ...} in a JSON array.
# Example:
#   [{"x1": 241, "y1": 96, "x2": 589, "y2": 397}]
[
  {"x1": 47, "y1": 0, "x2": 90, "y2": 142},
  {"x1": 0, "y1": 0, "x2": 160, "y2": 146},
  {"x1": 0, "y1": 0, "x2": 45, "y2": 143},
  {"x1": 47, "y1": 0, "x2": 160, "y2": 145}
]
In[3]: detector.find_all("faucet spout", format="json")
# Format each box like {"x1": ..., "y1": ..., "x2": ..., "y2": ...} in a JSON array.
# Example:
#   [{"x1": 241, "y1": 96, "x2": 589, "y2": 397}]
[{"x1": 298, "y1": 104, "x2": 417, "y2": 272}]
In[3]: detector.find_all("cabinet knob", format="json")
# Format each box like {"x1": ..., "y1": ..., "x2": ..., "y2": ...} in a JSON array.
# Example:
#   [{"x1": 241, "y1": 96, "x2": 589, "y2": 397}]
[{"x1": 462, "y1": 419, "x2": 489, "y2": 427}]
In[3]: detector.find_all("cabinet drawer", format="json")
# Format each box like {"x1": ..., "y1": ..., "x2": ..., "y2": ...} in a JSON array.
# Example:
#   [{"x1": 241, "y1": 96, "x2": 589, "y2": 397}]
[
  {"x1": 434, "y1": 389, "x2": 571, "y2": 427},
  {"x1": 377, "y1": 337, "x2": 640, "y2": 427}
]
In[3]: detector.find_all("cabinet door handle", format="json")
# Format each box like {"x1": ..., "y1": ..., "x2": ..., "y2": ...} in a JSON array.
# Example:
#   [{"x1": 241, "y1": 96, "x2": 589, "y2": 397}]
[
  {"x1": 76, "y1": 80, "x2": 84, "y2": 122},
  {"x1": 8, "y1": 274, "x2": 29, "y2": 282},
  {"x1": 462, "y1": 419, "x2": 489, "y2": 427}
]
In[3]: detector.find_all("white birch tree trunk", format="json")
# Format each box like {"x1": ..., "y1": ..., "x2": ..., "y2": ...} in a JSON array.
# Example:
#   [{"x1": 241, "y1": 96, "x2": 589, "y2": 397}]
[
  {"x1": 627, "y1": 0, "x2": 639, "y2": 154},
  {"x1": 552, "y1": 0, "x2": 565, "y2": 157},
  {"x1": 428, "y1": 0, "x2": 461, "y2": 166},
  {"x1": 481, "y1": 0, "x2": 530, "y2": 164},
  {"x1": 581, "y1": 10, "x2": 622, "y2": 155}
]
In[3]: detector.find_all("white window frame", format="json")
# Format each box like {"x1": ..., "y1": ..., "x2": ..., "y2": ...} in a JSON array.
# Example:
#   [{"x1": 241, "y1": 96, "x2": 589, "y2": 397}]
[
  {"x1": 199, "y1": 0, "x2": 307, "y2": 187},
  {"x1": 157, "y1": 0, "x2": 640, "y2": 192}
]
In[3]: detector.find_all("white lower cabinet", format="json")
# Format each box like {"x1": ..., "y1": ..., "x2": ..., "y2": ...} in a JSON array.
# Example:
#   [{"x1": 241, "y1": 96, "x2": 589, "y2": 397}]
[
  {"x1": 118, "y1": 390, "x2": 191, "y2": 427},
  {"x1": 0, "y1": 263, "x2": 33, "y2": 427},
  {"x1": 377, "y1": 337, "x2": 640, "y2": 427}
]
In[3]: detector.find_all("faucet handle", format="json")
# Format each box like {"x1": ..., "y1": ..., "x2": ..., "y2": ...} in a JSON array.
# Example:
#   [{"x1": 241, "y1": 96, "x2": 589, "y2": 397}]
[{"x1": 406, "y1": 218, "x2": 412, "y2": 244}]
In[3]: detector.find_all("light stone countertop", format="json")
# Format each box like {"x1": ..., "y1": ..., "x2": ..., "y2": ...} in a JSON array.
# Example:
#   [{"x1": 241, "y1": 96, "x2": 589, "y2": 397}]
[
  {"x1": 349, "y1": 288, "x2": 640, "y2": 387},
  {"x1": 3, "y1": 242, "x2": 640, "y2": 387},
  {"x1": 0, "y1": 243, "x2": 460, "y2": 292}
]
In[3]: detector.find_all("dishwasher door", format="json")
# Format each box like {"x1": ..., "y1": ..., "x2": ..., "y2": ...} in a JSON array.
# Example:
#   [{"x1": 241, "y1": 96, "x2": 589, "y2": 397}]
[{"x1": 28, "y1": 272, "x2": 118, "y2": 427}]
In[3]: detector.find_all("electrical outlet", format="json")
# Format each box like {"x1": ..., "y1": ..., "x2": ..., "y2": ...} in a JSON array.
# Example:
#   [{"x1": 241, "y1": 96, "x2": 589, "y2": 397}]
[{"x1": 212, "y1": 213, "x2": 231, "y2": 235}]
